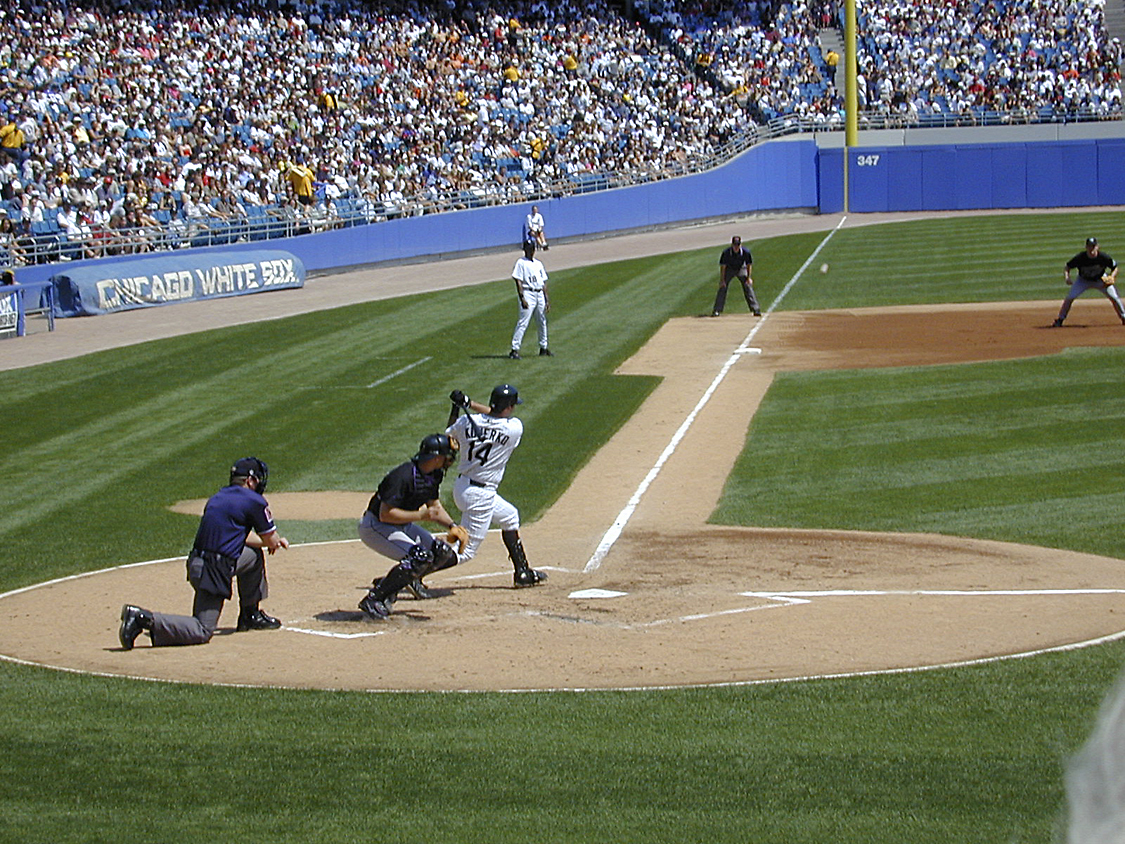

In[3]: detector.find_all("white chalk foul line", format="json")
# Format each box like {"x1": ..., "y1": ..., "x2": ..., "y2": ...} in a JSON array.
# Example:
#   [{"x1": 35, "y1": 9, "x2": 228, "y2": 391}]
[
  {"x1": 366, "y1": 356, "x2": 431, "y2": 389},
  {"x1": 583, "y1": 218, "x2": 847, "y2": 573}
]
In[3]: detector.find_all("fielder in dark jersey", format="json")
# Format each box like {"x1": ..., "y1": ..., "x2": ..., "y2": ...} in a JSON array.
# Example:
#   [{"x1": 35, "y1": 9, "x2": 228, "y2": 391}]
[
  {"x1": 712, "y1": 235, "x2": 760, "y2": 317},
  {"x1": 118, "y1": 457, "x2": 289, "y2": 649},
  {"x1": 1053, "y1": 236, "x2": 1124, "y2": 327}
]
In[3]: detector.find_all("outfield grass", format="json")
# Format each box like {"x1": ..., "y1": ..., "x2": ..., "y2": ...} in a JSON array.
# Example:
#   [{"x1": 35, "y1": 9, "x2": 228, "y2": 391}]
[{"x1": 1, "y1": 211, "x2": 1124, "y2": 842}]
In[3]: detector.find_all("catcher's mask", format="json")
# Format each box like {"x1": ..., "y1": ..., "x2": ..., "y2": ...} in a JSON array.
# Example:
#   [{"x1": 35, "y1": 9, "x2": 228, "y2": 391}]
[
  {"x1": 490, "y1": 383, "x2": 523, "y2": 411},
  {"x1": 414, "y1": 433, "x2": 457, "y2": 463},
  {"x1": 231, "y1": 457, "x2": 269, "y2": 493}
]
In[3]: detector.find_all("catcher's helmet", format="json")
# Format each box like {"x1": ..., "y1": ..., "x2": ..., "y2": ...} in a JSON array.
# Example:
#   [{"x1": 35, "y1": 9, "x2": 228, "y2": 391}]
[
  {"x1": 414, "y1": 433, "x2": 457, "y2": 462},
  {"x1": 231, "y1": 457, "x2": 269, "y2": 493},
  {"x1": 490, "y1": 383, "x2": 522, "y2": 410}
]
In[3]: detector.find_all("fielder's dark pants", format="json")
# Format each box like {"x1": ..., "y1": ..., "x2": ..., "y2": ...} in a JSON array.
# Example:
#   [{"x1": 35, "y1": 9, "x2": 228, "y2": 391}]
[
  {"x1": 713, "y1": 275, "x2": 759, "y2": 314},
  {"x1": 149, "y1": 546, "x2": 268, "y2": 646}
]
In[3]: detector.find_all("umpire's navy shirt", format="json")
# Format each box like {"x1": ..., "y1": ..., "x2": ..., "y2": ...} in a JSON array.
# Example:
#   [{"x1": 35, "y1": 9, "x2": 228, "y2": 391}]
[
  {"x1": 193, "y1": 484, "x2": 276, "y2": 560},
  {"x1": 719, "y1": 245, "x2": 753, "y2": 280},
  {"x1": 368, "y1": 460, "x2": 444, "y2": 517}
]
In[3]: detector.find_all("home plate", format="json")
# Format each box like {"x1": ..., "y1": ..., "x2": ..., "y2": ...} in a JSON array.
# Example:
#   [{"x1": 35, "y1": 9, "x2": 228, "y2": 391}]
[{"x1": 570, "y1": 588, "x2": 629, "y2": 599}]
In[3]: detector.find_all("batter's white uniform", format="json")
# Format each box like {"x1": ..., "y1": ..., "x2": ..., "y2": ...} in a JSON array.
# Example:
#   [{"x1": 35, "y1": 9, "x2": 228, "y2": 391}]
[
  {"x1": 446, "y1": 412, "x2": 523, "y2": 562},
  {"x1": 511, "y1": 255, "x2": 549, "y2": 353}
]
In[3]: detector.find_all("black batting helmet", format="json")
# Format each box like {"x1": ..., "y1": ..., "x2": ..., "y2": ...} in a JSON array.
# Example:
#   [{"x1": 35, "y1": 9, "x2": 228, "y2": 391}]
[
  {"x1": 414, "y1": 433, "x2": 457, "y2": 462},
  {"x1": 490, "y1": 383, "x2": 522, "y2": 411},
  {"x1": 231, "y1": 457, "x2": 269, "y2": 493}
]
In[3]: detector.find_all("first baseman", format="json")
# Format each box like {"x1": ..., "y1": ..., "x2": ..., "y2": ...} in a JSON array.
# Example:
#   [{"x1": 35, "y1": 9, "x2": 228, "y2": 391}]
[
  {"x1": 118, "y1": 457, "x2": 288, "y2": 649},
  {"x1": 446, "y1": 384, "x2": 547, "y2": 587},
  {"x1": 1053, "y1": 236, "x2": 1124, "y2": 327}
]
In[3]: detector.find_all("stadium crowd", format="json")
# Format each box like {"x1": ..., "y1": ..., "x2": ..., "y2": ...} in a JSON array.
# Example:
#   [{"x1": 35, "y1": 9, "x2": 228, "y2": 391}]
[{"x1": 0, "y1": 0, "x2": 1120, "y2": 266}]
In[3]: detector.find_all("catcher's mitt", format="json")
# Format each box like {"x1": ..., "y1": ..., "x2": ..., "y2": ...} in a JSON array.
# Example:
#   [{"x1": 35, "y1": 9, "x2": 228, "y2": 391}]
[{"x1": 446, "y1": 524, "x2": 469, "y2": 554}]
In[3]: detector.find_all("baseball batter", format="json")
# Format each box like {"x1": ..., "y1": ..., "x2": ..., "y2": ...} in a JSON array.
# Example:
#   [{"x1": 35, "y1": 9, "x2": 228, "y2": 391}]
[
  {"x1": 357, "y1": 434, "x2": 468, "y2": 619},
  {"x1": 446, "y1": 384, "x2": 547, "y2": 587},
  {"x1": 1053, "y1": 237, "x2": 1124, "y2": 327},
  {"x1": 509, "y1": 239, "x2": 552, "y2": 359},
  {"x1": 118, "y1": 457, "x2": 288, "y2": 649}
]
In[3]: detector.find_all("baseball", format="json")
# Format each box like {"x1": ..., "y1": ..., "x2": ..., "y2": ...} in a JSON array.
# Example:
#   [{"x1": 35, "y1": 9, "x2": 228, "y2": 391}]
[{"x1": 819, "y1": 263, "x2": 829, "y2": 274}]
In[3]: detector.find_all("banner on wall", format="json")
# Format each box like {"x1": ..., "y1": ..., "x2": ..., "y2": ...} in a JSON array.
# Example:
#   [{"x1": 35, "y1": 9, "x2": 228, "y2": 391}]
[
  {"x1": 50, "y1": 250, "x2": 305, "y2": 317},
  {"x1": 0, "y1": 289, "x2": 17, "y2": 336}
]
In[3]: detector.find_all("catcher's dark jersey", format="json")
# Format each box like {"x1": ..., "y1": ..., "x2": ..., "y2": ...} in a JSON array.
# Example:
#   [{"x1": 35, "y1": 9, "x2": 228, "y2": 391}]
[
  {"x1": 368, "y1": 459, "x2": 445, "y2": 515},
  {"x1": 719, "y1": 245, "x2": 753, "y2": 280},
  {"x1": 1067, "y1": 249, "x2": 1116, "y2": 281}
]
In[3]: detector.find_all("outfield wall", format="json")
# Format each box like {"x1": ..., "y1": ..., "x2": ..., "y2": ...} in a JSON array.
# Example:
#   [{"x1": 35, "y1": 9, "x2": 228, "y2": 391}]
[{"x1": 13, "y1": 122, "x2": 1124, "y2": 297}]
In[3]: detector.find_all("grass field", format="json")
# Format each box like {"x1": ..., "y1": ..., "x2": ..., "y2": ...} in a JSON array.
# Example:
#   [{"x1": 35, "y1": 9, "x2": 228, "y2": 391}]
[{"x1": 2, "y1": 210, "x2": 1125, "y2": 843}]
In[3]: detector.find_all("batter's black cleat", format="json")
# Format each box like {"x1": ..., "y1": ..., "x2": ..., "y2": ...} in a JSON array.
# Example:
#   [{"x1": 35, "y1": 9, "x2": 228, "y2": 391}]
[
  {"x1": 236, "y1": 608, "x2": 282, "y2": 631},
  {"x1": 710, "y1": 311, "x2": 720, "y2": 317},
  {"x1": 539, "y1": 347, "x2": 553, "y2": 357},
  {"x1": 1052, "y1": 318, "x2": 1064, "y2": 327},
  {"x1": 753, "y1": 310, "x2": 762, "y2": 317},
  {"x1": 514, "y1": 568, "x2": 548, "y2": 588},
  {"x1": 359, "y1": 591, "x2": 391, "y2": 620},
  {"x1": 406, "y1": 577, "x2": 437, "y2": 599},
  {"x1": 508, "y1": 349, "x2": 521, "y2": 360},
  {"x1": 119, "y1": 604, "x2": 153, "y2": 650}
]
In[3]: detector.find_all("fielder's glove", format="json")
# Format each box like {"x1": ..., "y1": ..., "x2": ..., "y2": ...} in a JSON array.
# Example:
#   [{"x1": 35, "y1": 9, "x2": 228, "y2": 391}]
[
  {"x1": 446, "y1": 524, "x2": 469, "y2": 554},
  {"x1": 450, "y1": 389, "x2": 471, "y2": 409},
  {"x1": 1104, "y1": 275, "x2": 1117, "y2": 288}
]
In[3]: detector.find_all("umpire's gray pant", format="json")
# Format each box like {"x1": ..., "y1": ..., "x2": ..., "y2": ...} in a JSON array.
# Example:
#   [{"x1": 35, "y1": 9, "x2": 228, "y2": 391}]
[{"x1": 149, "y1": 546, "x2": 268, "y2": 646}]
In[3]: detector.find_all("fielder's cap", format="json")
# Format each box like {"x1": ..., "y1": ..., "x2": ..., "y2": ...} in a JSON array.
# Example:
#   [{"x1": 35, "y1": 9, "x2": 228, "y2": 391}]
[
  {"x1": 1087, "y1": 236, "x2": 1098, "y2": 247},
  {"x1": 731, "y1": 236, "x2": 741, "y2": 244}
]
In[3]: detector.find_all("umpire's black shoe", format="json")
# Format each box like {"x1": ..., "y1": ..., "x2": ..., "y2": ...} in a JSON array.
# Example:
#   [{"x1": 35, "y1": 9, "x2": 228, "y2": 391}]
[
  {"x1": 539, "y1": 347, "x2": 553, "y2": 357},
  {"x1": 508, "y1": 349, "x2": 521, "y2": 359},
  {"x1": 236, "y1": 608, "x2": 282, "y2": 631},
  {"x1": 514, "y1": 568, "x2": 548, "y2": 588},
  {"x1": 406, "y1": 577, "x2": 437, "y2": 599},
  {"x1": 358, "y1": 591, "x2": 390, "y2": 620},
  {"x1": 119, "y1": 604, "x2": 153, "y2": 650}
]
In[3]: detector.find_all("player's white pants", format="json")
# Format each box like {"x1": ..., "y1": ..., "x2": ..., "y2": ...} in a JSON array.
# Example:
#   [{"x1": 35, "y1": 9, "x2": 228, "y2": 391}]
[
  {"x1": 511, "y1": 289, "x2": 548, "y2": 351},
  {"x1": 452, "y1": 475, "x2": 520, "y2": 562}
]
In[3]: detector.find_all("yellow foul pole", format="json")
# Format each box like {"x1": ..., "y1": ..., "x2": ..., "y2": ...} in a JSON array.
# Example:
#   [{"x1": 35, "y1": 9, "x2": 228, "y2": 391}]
[{"x1": 843, "y1": 0, "x2": 858, "y2": 210}]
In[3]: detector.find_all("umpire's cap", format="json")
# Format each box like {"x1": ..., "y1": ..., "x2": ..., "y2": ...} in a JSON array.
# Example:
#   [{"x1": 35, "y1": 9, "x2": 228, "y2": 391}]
[
  {"x1": 1087, "y1": 236, "x2": 1099, "y2": 248},
  {"x1": 490, "y1": 383, "x2": 522, "y2": 410},
  {"x1": 414, "y1": 433, "x2": 457, "y2": 462},
  {"x1": 231, "y1": 457, "x2": 269, "y2": 493}
]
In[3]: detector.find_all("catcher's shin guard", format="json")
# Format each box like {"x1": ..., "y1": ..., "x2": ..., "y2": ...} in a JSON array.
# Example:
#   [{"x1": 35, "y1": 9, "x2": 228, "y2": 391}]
[
  {"x1": 371, "y1": 544, "x2": 433, "y2": 601},
  {"x1": 428, "y1": 538, "x2": 459, "y2": 573}
]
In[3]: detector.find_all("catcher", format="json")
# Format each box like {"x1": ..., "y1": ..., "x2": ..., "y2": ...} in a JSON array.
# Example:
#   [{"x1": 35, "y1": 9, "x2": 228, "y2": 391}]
[
  {"x1": 357, "y1": 433, "x2": 470, "y2": 620},
  {"x1": 1053, "y1": 236, "x2": 1125, "y2": 327}
]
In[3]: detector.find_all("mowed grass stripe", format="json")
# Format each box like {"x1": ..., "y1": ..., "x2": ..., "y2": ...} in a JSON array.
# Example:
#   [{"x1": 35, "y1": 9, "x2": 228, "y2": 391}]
[{"x1": 785, "y1": 211, "x2": 1125, "y2": 309}]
